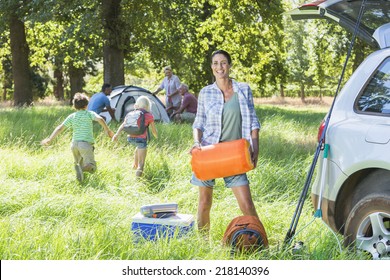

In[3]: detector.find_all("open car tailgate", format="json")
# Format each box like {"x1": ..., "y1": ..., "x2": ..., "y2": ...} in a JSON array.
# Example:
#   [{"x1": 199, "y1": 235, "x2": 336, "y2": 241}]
[{"x1": 288, "y1": 0, "x2": 390, "y2": 49}]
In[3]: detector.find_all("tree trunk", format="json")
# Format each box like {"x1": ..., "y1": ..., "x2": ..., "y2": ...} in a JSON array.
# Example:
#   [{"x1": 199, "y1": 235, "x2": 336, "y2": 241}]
[
  {"x1": 54, "y1": 68, "x2": 64, "y2": 100},
  {"x1": 280, "y1": 83, "x2": 285, "y2": 98},
  {"x1": 53, "y1": 57, "x2": 64, "y2": 100},
  {"x1": 103, "y1": 44, "x2": 124, "y2": 87},
  {"x1": 300, "y1": 83, "x2": 305, "y2": 102},
  {"x1": 201, "y1": 2, "x2": 216, "y2": 85},
  {"x1": 102, "y1": 0, "x2": 124, "y2": 87},
  {"x1": 68, "y1": 64, "x2": 85, "y2": 103},
  {"x1": 9, "y1": 14, "x2": 33, "y2": 106},
  {"x1": 1, "y1": 57, "x2": 13, "y2": 101}
]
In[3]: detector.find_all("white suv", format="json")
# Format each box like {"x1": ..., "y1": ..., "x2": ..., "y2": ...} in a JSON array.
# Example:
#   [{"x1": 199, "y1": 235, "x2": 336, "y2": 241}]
[{"x1": 290, "y1": 0, "x2": 390, "y2": 260}]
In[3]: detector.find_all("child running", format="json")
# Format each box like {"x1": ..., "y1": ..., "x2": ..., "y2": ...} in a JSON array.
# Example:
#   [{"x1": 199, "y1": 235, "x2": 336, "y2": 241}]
[
  {"x1": 41, "y1": 92, "x2": 114, "y2": 182},
  {"x1": 112, "y1": 96, "x2": 158, "y2": 177}
]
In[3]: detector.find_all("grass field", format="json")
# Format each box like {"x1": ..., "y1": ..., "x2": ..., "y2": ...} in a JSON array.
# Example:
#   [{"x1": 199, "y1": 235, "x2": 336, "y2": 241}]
[{"x1": 0, "y1": 99, "x2": 365, "y2": 260}]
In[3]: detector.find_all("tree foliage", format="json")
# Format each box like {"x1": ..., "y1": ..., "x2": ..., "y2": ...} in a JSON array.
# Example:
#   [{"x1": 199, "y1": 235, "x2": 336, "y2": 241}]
[{"x1": 0, "y1": 0, "x2": 374, "y2": 104}]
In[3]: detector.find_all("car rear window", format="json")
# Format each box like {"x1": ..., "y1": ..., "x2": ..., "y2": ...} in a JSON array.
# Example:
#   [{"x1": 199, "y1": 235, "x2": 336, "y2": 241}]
[
  {"x1": 356, "y1": 57, "x2": 390, "y2": 115},
  {"x1": 329, "y1": 1, "x2": 390, "y2": 31}
]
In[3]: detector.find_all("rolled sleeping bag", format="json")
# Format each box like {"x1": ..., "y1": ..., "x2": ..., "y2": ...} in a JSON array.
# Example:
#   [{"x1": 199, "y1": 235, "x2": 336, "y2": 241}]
[{"x1": 191, "y1": 139, "x2": 254, "y2": 181}]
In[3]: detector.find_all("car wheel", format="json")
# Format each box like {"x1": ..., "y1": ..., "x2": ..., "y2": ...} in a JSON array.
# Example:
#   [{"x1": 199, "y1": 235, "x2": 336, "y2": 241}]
[{"x1": 344, "y1": 192, "x2": 390, "y2": 260}]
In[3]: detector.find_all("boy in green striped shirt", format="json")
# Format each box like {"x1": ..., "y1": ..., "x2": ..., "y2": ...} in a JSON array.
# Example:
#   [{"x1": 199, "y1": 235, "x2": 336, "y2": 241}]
[{"x1": 41, "y1": 93, "x2": 114, "y2": 182}]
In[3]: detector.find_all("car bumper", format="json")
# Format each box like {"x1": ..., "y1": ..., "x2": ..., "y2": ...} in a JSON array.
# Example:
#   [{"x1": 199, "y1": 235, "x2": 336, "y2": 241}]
[
  {"x1": 311, "y1": 152, "x2": 348, "y2": 232},
  {"x1": 311, "y1": 193, "x2": 338, "y2": 232}
]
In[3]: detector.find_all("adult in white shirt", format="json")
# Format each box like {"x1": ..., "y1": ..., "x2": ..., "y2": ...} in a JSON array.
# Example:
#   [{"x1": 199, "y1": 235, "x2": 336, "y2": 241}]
[{"x1": 152, "y1": 66, "x2": 181, "y2": 115}]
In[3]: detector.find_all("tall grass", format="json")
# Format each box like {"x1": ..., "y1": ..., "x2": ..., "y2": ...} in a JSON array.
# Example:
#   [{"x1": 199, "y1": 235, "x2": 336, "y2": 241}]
[{"x1": 0, "y1": 104, "x2": 364, "y2": 260}]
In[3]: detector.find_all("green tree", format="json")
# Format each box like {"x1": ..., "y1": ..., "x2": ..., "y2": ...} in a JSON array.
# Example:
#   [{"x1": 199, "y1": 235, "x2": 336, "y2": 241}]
[
  {"x1": 285, "y1": 20, "x2": 311, "y2": 101},
  {"x1": 145, "y1": 0, "x2": 286, "y2": 96},
  {"x1": 100, "y1": 0, "x2": 162, "y2": 87},
  {"x1": 0, "y1": 35, "x2": 12, "y2": 101},
  {"x1": 2, "y1": 0, "x2": 372, "y2": 103},
  {"x1": 102, "y1": 0, "x2": 124, "y2": 86},
  {"x1": 31, "y1": 1, "x2": 103, "y2": 100},
  {"x1": 0, "y1": 0, "x2": 33, "y2": 106}
]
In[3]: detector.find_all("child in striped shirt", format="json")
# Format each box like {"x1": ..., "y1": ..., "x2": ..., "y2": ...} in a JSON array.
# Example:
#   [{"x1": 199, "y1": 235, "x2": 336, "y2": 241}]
[{"x1": 41, "y1": 92, "x2": 114, "y2": 182}]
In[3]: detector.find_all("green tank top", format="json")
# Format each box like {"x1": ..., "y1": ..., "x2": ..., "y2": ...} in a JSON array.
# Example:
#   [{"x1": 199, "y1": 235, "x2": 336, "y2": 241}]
[{"x1": 220, "y1": 92, "x2": 242, "y2": 142}]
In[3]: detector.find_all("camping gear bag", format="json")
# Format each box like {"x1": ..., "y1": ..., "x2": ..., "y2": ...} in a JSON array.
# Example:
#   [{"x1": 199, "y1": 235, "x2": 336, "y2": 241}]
[
  {"x1": 123, "y1": 109, "x2": 147, "y2": 135},
  {"x1": 140, "y1": 203, "x2": 178, "y2": 218},
  {"x1": 191, "y1": 139, "x2": 254, "y2": 180},
  {"x1": 223, "y1": 215, "x2": 268, "y2": 253}
]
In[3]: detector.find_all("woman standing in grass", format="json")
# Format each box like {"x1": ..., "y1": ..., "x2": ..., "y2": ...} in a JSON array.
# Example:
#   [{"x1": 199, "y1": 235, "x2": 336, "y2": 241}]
[
  {"x1": 190, "y1": 50, "x2": 261, "y2": 234},
  {"x1": 112, "y1": 96, "x2": 158, "y2": 177},
  {"x1": 41, "y1": 93, "x2": 114, "y2": 182}
]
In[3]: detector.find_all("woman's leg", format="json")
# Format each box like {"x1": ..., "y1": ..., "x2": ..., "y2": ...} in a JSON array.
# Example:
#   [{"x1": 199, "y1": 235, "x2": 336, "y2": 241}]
[
  {"x1": 231, "y1": 185, "x2": 259, "y2": 218},
  {"x1": 197, "y1": 186, "x2": 213, "y2": 233}
]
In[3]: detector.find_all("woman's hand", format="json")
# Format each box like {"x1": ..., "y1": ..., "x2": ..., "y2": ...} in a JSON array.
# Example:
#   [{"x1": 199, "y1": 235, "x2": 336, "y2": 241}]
[
  {"x1": 251, "y1": 148, "x2": 259, "y2": 168},
  {"x1": 251, "y1": 137, "x2": 259, "y2": 168},
  {"x1": 189, "y1": 141, "x2": 201, "y2": 154}
]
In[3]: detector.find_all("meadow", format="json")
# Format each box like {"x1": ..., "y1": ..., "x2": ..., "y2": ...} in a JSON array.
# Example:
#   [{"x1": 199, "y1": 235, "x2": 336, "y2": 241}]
[{"x1": 0, "y1": 100, "x2": 365, "y2": 260}]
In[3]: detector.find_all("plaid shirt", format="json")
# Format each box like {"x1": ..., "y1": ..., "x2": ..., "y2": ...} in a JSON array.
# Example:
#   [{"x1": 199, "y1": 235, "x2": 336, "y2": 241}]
[{"x1": 193, "y1": 80, "x2": 260, "y2": 146}]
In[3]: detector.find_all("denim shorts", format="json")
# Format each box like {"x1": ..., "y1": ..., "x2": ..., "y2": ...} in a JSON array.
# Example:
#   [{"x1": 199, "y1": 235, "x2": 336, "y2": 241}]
[
  {"x1": 127, "y1": 137, "x2": 147, "y2": 149},
  {"x1": 190, "y1": 173, "x2": 249, "y2": 188}
]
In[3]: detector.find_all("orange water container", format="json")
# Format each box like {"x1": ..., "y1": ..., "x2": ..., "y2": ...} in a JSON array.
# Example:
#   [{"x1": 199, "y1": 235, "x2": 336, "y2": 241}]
[{"x1": 191, "y1": 139, "x2": 254, "y2": 180}]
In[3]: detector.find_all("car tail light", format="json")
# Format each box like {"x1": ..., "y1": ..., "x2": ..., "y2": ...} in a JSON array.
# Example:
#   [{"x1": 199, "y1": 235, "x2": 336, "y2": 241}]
[
  {"x1": 317, "y1": 119, "x2": 325, "y2": 143},
  {"x1": 301, "y1": 0, "x2": 326, "y2": 8}
]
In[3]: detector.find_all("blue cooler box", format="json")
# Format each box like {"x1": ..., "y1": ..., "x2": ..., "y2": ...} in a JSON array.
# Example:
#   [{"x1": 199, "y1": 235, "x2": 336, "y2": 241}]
[{"x1": 131, "y1": 212, "x2": 195, "y2": 240}]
